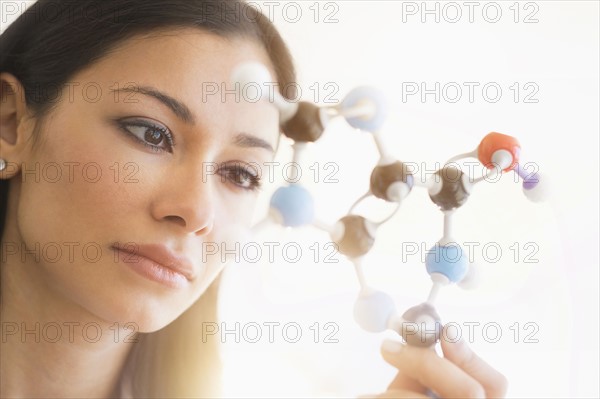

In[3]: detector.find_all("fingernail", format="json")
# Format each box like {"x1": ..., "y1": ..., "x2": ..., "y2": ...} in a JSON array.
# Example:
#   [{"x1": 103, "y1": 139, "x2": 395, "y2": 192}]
[
  {"x1": 382, "y1": 338, "x2": 405, "y2": 354},
  {"x1": 449, "y1": 337, "x2": 468, "y2": 352},
  {"x1": 444, "y1": 325, "x2": 461, "y2": 342}
]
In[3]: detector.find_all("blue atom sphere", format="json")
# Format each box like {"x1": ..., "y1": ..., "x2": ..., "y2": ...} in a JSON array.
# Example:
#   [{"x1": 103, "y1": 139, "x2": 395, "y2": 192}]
[
  {"x1": 269, "y1": 184, "x2": 315, "y2": 227},
  {"x1": 425, "y1": 244, "x2": 469, "y2": 283}
]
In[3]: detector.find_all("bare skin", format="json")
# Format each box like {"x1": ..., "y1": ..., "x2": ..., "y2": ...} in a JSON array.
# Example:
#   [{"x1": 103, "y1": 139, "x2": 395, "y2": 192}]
[
  {"x1": 378, "y1": 325, "x2": 509, "y2": 398},
  {"x1": 0, "y1": 29, "x2": 279, "y2": 398},
  {"x1": 0, "y1": 27, "x2": 508, "y2": 399}
]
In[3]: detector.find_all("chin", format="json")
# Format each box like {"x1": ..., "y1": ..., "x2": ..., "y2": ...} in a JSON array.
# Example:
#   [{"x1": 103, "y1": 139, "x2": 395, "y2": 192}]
[{"x1": 65, "y1": 279, "x2": 202, "y2": 334}]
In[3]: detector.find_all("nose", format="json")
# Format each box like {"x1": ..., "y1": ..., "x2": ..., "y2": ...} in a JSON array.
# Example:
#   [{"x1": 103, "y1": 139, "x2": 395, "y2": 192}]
[{"x1": 150, "y1": 169, "x2": 216, "y2": 236}]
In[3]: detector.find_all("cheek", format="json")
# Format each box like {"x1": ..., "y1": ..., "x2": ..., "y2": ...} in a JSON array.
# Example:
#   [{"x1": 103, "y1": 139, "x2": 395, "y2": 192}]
[
  {"x1": 216, "y1": 191, "x2": 259, "y2": 232},
  {"x1": 18, "y1": 130, "x2": 146, "y2": 247},
  {"x1": 12, "y1": 114, "x2": 265, "y2": 329}
]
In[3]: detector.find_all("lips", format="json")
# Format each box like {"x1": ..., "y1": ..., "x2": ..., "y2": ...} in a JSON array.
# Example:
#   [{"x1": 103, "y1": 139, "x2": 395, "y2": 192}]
[{"x1": 112, "y1": 242, "x2": 196, "y2": 281}]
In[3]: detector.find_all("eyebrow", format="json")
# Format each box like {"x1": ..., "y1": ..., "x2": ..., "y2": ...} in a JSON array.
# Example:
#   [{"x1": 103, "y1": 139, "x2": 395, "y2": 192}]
[
  {"x1": 111, "y1": 86, "x2": 196, "y2": 125},
  {"x1": 110, "y1": 85, "x2": 275, "y2": 153},
  {"x1": 233, "y1": 133, "x2": 274, "y2": 153}
]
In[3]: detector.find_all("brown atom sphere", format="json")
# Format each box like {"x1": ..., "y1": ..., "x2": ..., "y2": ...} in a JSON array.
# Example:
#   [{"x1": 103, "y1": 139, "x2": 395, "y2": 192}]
[{"x1": 281, "y1": 101, "x2": 325, "y2": 142}]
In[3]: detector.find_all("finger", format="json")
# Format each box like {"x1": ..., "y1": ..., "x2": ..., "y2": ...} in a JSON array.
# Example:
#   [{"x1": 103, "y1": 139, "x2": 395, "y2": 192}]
[
  {"x1": 381, "y1": 338, "x2": 486, "y2": 399},
  {"x1": 440, "y1": 333, "x2": 509, "y2": 398},
  {"x1": 358, "y1": 389, "x2": 430, "y2": 399},
  {"x1": 387, "y1": 370, "x2": 427, "y2": 394}
]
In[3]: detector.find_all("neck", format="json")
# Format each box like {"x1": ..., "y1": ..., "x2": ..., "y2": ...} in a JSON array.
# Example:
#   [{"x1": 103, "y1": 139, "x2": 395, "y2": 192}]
[{"x1": 1, "y1": 253, "x2": 135, "y2": 398}]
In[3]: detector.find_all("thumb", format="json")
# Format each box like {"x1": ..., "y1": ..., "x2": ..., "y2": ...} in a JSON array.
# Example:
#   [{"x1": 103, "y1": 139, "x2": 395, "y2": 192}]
[
  {"x1": 386, "y1": 369, "x2": 427, "y2": 394},
  {"x1": 440, "y1": 330, "x2": 509, "y2": 398}
]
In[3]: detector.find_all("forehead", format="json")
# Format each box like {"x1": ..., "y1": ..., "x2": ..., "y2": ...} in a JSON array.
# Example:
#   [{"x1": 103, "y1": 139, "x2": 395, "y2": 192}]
[
  {"x1": 71, "y1": 27, "x2": 280, "y2": 137},
  {"x1": 96, "y1": 27, "x2": 275, "y2": 83}
]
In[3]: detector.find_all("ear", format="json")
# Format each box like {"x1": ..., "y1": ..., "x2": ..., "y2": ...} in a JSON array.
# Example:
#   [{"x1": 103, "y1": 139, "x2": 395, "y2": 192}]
[{"x1": 0, "y1": 73, "x2": 36, "y2": 178}]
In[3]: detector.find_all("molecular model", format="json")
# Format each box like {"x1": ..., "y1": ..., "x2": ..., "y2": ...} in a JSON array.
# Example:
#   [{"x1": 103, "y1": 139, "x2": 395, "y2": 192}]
[{"x1": 232, "y1": 62, "x2": 546, "y2": 348}]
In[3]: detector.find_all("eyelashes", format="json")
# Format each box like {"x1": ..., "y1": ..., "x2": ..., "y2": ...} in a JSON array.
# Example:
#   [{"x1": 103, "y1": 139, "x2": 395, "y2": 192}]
[
  {"x1": 115, "y1": 117, "x2": 261, "y2": 192},
  {"x1": 116, "y1": 118, "x2": 175, "y2": 153},
  {"x1": 217, "y1": 163, "x2": 262, "y2": 191}
]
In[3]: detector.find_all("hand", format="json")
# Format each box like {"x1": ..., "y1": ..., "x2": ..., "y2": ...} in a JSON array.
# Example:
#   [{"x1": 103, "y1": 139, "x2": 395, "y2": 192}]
[{"x1": 363, "y1": 326, "x2": 509, "y2": 398}]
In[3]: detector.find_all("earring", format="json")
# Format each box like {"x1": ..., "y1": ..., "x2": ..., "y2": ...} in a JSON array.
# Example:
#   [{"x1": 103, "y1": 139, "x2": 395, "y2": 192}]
[{"x1": 0, "y1": 158, "x2": 6, "y2": 171}]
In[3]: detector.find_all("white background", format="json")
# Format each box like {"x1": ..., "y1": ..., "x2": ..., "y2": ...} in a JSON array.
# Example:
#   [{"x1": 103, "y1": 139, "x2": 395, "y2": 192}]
[
  {"x1": 219, "y1": 1, "x2": 599, "y2": 398},
  {"x1": 2, "y1": 1, "x2": 598, "y2": 398}
]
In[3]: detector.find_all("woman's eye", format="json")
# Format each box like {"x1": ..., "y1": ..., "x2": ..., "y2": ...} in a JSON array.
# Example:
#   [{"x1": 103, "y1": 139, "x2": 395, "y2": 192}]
[
  {"x1": 117, "y1": 119, "x2": 175, "y2": 153},
  {"x1": 218, "y1": 164, "x2": 261, "y2": 192}
]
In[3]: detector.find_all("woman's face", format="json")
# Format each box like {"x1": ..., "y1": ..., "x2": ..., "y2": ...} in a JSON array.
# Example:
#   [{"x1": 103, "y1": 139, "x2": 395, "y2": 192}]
[{"x1": 10, "y1": 29, "x2": 280, "y2": 331}]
